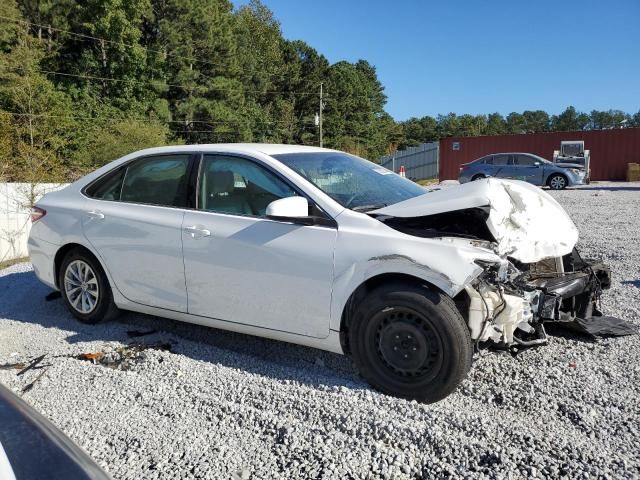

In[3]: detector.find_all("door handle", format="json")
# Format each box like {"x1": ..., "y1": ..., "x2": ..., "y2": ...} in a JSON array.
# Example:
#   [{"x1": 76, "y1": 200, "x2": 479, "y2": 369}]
[
  {"x1": 183, "y1": 225, "x2": 211, "y2": 238},
  {"x1": 86, "y1": 210, "x2": 105, "y2": 219}
]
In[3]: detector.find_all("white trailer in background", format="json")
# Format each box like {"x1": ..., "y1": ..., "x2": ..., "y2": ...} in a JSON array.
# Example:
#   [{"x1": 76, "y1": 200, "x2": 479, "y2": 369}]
[{"x1": 553, "y1": 140, "x2": 591, "y2": 183}]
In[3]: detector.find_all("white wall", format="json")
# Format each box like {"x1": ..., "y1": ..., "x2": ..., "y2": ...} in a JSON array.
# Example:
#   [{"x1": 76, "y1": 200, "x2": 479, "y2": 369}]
[{"x1": 0, "y1": 183, "x2": 69, "y2": 262}]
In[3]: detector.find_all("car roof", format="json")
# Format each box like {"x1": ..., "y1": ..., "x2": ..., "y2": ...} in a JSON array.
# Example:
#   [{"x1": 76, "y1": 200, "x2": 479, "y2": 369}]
[
  {"x1": 482, "y1": 152, "x2": 544, "y2": 156},
  {"x1": 122, "y1": 143, "x2": 340, "y2": 158}
]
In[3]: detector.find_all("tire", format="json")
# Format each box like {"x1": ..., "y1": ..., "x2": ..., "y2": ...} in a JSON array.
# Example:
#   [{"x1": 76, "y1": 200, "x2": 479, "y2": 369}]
[
  {"x1": 348, "y1": 282, "x2": 473, "y2": 403},
  {"x1": 547, "y1": 174, "x2": 567, "y2": 190},
  {"x1": 58, "y1": 249, "x2": 119, "y2": 324},
  {"x1": 471, "y1": 174, "x2": 485, "y2": 181}
]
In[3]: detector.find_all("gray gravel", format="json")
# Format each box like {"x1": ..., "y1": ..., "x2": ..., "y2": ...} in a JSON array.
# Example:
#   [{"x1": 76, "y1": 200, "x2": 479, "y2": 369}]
[{"x1": 1, "y1": 181, "x2": 639, "y2": 479}]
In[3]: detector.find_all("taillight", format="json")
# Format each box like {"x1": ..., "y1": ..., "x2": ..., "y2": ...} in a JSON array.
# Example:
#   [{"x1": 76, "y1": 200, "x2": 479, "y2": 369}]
[{"x1": 30, "y1": 206, "x2": 46, "y2": 223}]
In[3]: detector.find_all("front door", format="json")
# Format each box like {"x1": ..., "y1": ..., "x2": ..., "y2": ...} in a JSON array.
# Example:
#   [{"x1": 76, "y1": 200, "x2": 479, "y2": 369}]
[
  {"x1": 513, "y1": 154, "x2": 545, "y2": 184},
  {"x1": 82, "y1": 154, "x2": 192, "y2": 312},
  {"x1": 182, "y1": 154, "x2": 337, "y2": 338}
]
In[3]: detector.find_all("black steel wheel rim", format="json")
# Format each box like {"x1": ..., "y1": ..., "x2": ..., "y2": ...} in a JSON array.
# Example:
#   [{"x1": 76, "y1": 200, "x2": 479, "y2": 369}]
[{"x1": 374, "y1": 307, "x2": 444, "y2": 379}]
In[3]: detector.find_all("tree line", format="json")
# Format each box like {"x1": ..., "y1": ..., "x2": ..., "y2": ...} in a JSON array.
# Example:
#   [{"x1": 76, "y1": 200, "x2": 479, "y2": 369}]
[
  {"x1": 0, "y1": 0, "x2": 638, "y2": 182},
  {"x1": 398, "y1": 108, "x2": 640, "y2": 150}
]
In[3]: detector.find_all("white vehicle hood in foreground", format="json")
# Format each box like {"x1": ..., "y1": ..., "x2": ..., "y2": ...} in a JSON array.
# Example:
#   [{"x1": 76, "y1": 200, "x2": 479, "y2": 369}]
[{"x1": 371, "y1": 178, "x2": 579, "y2": 263}]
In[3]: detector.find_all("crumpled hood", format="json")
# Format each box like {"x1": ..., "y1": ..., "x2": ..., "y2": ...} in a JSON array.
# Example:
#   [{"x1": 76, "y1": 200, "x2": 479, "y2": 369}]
[{"x1": 370, "y1": 178, "x2": 579, "y2": 263}]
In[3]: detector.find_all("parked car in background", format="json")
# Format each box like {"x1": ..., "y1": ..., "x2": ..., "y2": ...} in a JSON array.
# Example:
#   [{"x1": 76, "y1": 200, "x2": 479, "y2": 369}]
[
  {"x1": 28, "y1": 144, "x2": 610, "y2": 402},
  {"x1": 458, "y1": 152, "x2": 586, "y2": 189}
]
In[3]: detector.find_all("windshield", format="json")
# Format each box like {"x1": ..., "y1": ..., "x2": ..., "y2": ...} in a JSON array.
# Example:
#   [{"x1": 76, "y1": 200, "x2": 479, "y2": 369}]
[
  {"x1": 561, "y1": 143, "x2": 583, "y2": 156},
  {"x1": 272, "y1": 152, "x2": 426, "y2": 210}
]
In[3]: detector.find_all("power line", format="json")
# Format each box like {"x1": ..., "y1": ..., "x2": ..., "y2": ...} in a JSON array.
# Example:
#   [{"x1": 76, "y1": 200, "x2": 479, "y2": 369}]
[
  {"x1": 0, "y1": 14, "x2": 298, "y2": 81},
  {"x1": 0, "y1": 16, "x2": 381, "y2": 102},
  {"x1": 0, "y1": 110, "x2": 318, "y2": 127},
  {"x1": 0, "y1": 65, "x2": 321, "y2": 97},
  {"x1": 0, "y1": 14, "x2": 230, "y2": 70}
]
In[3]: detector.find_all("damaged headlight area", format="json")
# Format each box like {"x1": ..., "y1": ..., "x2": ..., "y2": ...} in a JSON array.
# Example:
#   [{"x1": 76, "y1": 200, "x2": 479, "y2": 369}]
[{"x1": 463, "y1": 248, "x2": 630, "y2": 353}]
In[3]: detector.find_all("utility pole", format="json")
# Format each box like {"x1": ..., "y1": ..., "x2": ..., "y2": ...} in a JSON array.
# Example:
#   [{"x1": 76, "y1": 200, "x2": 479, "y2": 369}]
[{"x1": 319, "y1": 82, "x2": 324, "y2": 148}]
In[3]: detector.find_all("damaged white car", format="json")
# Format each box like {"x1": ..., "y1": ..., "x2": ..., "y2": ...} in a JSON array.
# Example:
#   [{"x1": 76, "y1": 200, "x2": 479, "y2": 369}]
[{"x1": 28, "y1": 145, "x2": 614, "y2": 402}]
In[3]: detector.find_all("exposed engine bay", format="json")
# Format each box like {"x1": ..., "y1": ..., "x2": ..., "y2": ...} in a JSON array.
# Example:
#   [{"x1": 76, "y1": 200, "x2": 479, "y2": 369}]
[
  {"x1": 463, "y1": 248, "x2": 616, "y2": 352},
  {"x1": 370, "y1": 179, "x2": 637, "y2": 351}
]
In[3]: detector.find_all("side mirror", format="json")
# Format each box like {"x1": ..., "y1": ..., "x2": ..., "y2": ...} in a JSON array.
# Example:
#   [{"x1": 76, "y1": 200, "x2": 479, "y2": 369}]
[
  {"x1": 534, "y1": 161, "x2": 541, "y2": 166},
  {"x1": 266, "y1": 196, "x2": 311, "y2": 223}
]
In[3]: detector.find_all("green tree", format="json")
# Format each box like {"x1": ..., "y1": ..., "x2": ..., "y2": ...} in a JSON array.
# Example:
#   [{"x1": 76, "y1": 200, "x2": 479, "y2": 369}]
[
  {"x1": 0, "y1": 0, "x2": 76, "y2": 182},
  {"x1": 522, "y1": 110, "x2": 550, "y2": 132},
  {"x1": 323, "y1": 60, "x2": 387, "y2": 158},
  {"x1": 551, "y1": 106, "x2": 589, "y2": 131},
  {"x1": 73, "y1": 119, "x2": 171, "y2": 172},
  {"x1": 152, "y1": 0, "x2": 248, "y2": 143},
  {"x1": 589, "y1": 109, "x2": 630, "y2": 129},
  {"x1": 485, "y1": 112, "x2": 506, "y2": 135},
  {"x1": 505, "y1": 112, "x2": 525, "y2": 133}
]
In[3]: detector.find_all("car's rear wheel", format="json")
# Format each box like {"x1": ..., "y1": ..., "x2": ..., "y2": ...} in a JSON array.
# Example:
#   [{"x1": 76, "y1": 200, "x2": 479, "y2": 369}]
[
  {"x1": 59, "y1": 249, "x2": 119, "y2": 324},
  {"x1": 548, "y1": 174, "x2": 567, "y2": 190},
  {"x1": 348, "y1": 283, "x2": 472, "y2": 403}
]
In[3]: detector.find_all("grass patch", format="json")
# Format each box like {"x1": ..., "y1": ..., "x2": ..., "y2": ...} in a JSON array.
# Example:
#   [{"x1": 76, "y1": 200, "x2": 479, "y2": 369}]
[
  {"x1": 416, "y1": 178, "x2": 439, "y2": 187},
  {"x1": 0, "y1": 256, "x2": 30, "y2": 270}
]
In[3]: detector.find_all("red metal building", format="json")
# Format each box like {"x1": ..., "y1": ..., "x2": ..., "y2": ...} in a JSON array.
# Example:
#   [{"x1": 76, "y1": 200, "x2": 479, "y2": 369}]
[{"x1": 439, "y1": 128, "x2": 640, "y2": 181}]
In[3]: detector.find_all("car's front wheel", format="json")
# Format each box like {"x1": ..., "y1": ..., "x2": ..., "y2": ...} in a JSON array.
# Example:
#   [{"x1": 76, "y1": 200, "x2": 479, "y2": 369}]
[
  {"x1": 547, "y1": 174, "x2": 567, "y2": 190},
  {"x1": 59, "y1": 249, "x2": 119, "y2": 324},
  {"x1": 348, "y1": 283, "x2": 472, "y2": 403}
]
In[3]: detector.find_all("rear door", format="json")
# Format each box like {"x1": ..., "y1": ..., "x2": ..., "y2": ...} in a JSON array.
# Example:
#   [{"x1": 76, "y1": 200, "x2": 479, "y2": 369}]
[
  {"x1": 82, "y1": 153, "x2": 194, "y2": 312},
  {"x1": 181, "y1": 153, "x2": 337, "y2": 338}
]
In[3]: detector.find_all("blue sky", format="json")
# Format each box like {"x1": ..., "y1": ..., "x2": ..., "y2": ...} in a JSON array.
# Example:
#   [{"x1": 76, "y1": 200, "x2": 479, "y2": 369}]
[{"x1": 233, "y1": 0, "x2": 640, "y2": 121}]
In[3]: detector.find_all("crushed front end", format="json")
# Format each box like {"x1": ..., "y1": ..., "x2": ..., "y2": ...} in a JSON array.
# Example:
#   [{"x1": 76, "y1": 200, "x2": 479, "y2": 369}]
[
  {"x1": 464, "y1": 248, "x2": 613, "y2": 352},
  {"x1": 370, "y1": 178, "x2": 635, "y2": 349}
]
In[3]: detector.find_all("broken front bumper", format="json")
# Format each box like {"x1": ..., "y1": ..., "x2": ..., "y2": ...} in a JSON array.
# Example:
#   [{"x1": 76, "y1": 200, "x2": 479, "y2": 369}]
[{"x1": 465, "y1": 248, "x2": 633, "y2": 349}]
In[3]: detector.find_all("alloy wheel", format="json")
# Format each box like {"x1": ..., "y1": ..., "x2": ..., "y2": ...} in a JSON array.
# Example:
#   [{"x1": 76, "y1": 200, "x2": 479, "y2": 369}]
[
  {"x1": 550, "y1": 175, "x2": 566, "y2": 189},
  {"x1": 64, "y1": 260, "x2": 100, "y2": 314}
]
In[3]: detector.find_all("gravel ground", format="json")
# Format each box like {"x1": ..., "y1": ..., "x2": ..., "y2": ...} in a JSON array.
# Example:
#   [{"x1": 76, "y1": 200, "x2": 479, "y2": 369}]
[{"x1": 1, "y1": 182, "x2": 639, "y2": 479}]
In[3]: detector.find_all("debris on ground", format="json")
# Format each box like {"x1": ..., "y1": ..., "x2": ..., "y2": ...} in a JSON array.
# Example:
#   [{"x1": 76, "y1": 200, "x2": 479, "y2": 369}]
[
  {"x1": 0, "y1": 361, "x2": 26, "y2": 371},
  {"x1": 564, "y1": 316, "x2": 639, "y2": 337},
  {"x1": 17, "y1": 354, "x2": 50, "y2": 376},
  {"x1": 75, "y1": 342, "x2": 172, "y2": 370},
  {"x1": 22, "y1": 369, "x2": 48, "y2": 394}
]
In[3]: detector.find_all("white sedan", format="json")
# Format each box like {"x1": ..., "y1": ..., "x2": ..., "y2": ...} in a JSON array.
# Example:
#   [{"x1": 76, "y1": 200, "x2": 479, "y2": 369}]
[{"x1": 28, "y1": 144, "x2": 610, "y2": 402}]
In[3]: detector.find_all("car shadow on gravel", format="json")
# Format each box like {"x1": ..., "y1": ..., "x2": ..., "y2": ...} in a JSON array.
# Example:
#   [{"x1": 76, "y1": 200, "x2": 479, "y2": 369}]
[{"x1": 0, "y1": 270, "x2": 365, "y2": 391}]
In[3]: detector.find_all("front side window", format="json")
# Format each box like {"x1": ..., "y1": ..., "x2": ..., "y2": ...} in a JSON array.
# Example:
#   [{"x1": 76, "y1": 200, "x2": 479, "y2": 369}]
[
  {"x1": 492, "y1": 155, "x2": 510, "y2": 166},
  {"x1": 273, "y1": 152, "x2": 426, "y2": 211},
  {"x1": 120, "y1": 155, "x2": 190, "y2": 207},
  {"x1": 199, "y1": 155, "x2": 298, "y2": 216},
  {"x1": 515, "y1": 155, "x2": 537, "y2": 166}
]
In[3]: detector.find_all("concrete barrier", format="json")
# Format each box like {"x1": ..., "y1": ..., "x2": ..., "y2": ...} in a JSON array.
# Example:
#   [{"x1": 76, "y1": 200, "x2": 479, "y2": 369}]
[{"x1": 0, "y1": 183, "x2": 69, "y2": 263}]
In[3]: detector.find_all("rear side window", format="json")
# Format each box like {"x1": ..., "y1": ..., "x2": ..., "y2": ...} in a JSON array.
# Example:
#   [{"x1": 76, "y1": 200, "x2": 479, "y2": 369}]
[
  {"x1": 85, "y1": 168, "x2": 125, "y2": 200},
  {"x1": 121, "y1": 155, "x2": 190, "y2": 207},
  {"x1": 86, "y1": 154, "x2": 191, "y2": 207}
]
